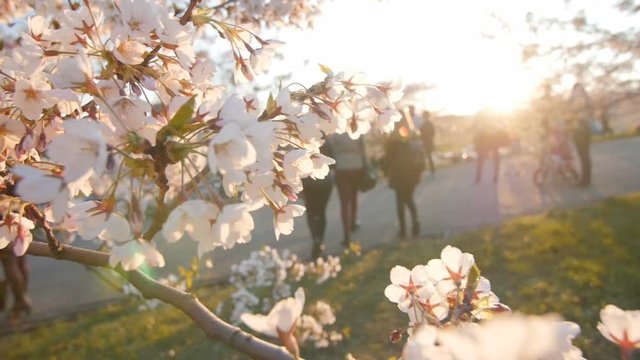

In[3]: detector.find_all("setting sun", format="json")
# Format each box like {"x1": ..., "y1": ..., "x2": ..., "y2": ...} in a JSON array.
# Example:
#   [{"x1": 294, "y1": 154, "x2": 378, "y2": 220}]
[{"x1": 275, "y1": 0, "x2": 543, "y2": 115}]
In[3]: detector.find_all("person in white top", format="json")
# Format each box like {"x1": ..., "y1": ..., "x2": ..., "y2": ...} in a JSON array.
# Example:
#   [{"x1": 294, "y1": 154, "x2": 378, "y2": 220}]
[{"x1": 327, "y1": 133, "x2": 366, "y2": 246}]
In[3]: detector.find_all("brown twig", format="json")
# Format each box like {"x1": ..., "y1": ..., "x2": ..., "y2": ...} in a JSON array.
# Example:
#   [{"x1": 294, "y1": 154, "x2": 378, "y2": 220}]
[
  {"x1": 24, "y1": 204, "x2": 63, "y2": 255},
  {"x1": 27, "y1": 241, "x2": 295, "y2": 360}
]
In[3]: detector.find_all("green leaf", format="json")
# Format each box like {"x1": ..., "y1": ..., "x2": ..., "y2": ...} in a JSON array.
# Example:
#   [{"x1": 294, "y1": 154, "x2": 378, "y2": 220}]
[
  {"x1": 319, "y1": 63, "x2": 333, "y2": 75},
  {"x1": 167, "y1": 96, "x2": 196, "y2": 131},
  {"x1": 465, "y1": 264, "x2": 482, "y2": 296}
]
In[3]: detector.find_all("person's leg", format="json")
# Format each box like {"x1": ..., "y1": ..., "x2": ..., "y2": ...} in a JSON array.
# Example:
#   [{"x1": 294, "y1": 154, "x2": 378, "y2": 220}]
[
  {"x1": 17, "y1": 255, "x2": 29, "y2": 292},
  {"x1": 427, "y1": 151, "x2": 435, "y2": 174},
  {"x1": 475, "y1": 153, "x2": 485, "y2": 183},
  {"x1": 0, "y1": 279, "x2": 5, "y2": 311},
  {"x1": 492, "y1": 149, "x2": 500, "y2": 183},
  {"x1": 316, "y1": 180, "x2": 333, "y2": 241},
  {"x1": 404, "y1": 186, "x2": 419, "y2": 237},
  {"x1": 335, "y1": 171, "x2": 352, "y2": 244},
  {"x1": 576, "y1": 142, "x2": 591, "y2": 185},
  {"x1": 350, "y1": 169, "x2": 363, "y2": 232},
  {"x1": 583, "y1": 144, "x2": 592, "y2": 184},
  {"x1": 394, "y1": 188, "x2": 406, "y2": 238},
  {"x1": 304, "y1": 185, "x2": 322, "y2": 239},
  {"x1": 308, "y1": 180, "x2": 333, "y2": 258},
  {"x1": 1, "y1": 250, "x2": 30, "y2": 316},
  {"x1": 349, "y1": 173, "x2": 359, "y2": 232}
]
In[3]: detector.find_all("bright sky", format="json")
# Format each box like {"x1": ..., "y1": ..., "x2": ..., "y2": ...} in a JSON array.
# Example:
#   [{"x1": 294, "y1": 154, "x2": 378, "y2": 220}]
[{"x1": 268, "y1": 0, "x2": 624, "y2": 115}]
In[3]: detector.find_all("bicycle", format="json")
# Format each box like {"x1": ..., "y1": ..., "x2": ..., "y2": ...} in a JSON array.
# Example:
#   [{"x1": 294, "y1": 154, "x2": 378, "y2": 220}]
[{"x1": 533, "y1": 148, "x2": 579, "y2": 186}]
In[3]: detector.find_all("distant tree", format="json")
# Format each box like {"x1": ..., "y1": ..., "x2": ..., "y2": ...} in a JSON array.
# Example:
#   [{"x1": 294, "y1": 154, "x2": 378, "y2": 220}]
[{"x1": 524, "y1": 0, "x2": 640, "y2": 130}]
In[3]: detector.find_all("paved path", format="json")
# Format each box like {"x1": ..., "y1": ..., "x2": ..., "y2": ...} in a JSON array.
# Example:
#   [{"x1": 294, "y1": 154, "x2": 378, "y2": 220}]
[{"x1": 8, "y1": 137, "x2": 640, "y2": 325}]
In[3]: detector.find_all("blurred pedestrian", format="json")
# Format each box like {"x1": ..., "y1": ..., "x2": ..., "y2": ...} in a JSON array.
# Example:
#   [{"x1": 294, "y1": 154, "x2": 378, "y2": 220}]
[
  {"x1": 568, "y1": 83, "x2": 593, "y2": 187},
  {"x1": 407, "y1": 105, "x2": 422, "y2": 128},
  {"x1": 419, "y1": 110, "x2": 436, "y2": 175},
  {"x1": 473, "y1": 109, "x2": 508, "y2": 184},
  {"x1": 327, "y1": 133, "x2": 366, "y2": 247},
  {"x1": 0, "y1": 245, "x2": 32, "y2": 321},
  {"x1": 301, "y1": 142, "x2": 335, "y2": 259},
  {"x1": 382, "y1": 121, "x2": 425, "y2": 239},
  {"x1": 548, "y1": 119, "x2": 573, "y2": 164}
]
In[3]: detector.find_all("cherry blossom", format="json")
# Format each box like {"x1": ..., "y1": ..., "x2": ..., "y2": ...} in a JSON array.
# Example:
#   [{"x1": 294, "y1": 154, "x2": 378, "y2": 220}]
[
  {"x1": 0, "y1": 115, "x2": 26, "y2": 153},
  {"x1": 66, "y1": 201, "x2": 108, "y2": 241},
  {"x1": 273, "y1": 204, "x2": 305, "y2": 240},
  {"x1": 162, "y1": 200, "x2": 221, "y2": 258},
  {"x1": 47, "y1": 119, "x2": 108, "y2": 182},
  {"x1": 403, "y1": 326, "x2": 452, "y2": 360},
  {"x1": 11, "y1": 165, "x2": 70, "y2": 222},
  {"x1": 101, "y1": 214, "x2": 165, "y2": 271},
  {"x1": 13, "y1": 76, "x2": 55, "y2": 120},
  {"x1": 282, "y1": 149, "x2": 314, "y2": 186},
  {"x1": 0, "y1": 213, "x2": 35, "y2": 256},
  {"x1": 276, "y1": 88, "x2": 301, "y2": 118},
  {"x1": 598, "y1": 305, "x2": 640, "y2": 357},
  {"x1": 375, "y1": 109, "x2": 402, "y2": 133},
  {"x1": 425, "y1": 245, "x2": 475, "y2": 295},
  {"x1": 207, "y1": 123, "x2": 257, "y2": 188},
  {"x1": 216, "y1": 203, "x2": 256, "y2": 250},
  {"x1": 117, "y1": 0, "x2": 160, "y2": 39},
  {"x1": 241, "y1": 287, "x2": 305, "y2": 354},
  {"x1": 384, "y1": 265, "x2": 434, "y2": 312},
  {"x1": 250, "y1": 47, "x2": 276, "y2": 75},
  {"x1": 436, "y1": 314, "x2": 584, "y2": 360}
]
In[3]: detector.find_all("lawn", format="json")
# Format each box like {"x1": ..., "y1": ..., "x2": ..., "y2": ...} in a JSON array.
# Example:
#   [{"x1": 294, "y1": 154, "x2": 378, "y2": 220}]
[{"x1": 1, "y1": 193, "x2": 640, "y2": 359}]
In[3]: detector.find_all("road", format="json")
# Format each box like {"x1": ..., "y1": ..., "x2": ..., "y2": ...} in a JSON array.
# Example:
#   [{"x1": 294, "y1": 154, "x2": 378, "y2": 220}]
[{"x1": 10, "y1": 136, "x2": 640, "y2": 325}]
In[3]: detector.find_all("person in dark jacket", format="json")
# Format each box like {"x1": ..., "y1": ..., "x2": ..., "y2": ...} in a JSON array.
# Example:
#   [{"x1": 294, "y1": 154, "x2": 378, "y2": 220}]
[
  {"x1": 473, "y1": 109, "x2": 508, "y2": 184},
  {"x1": 383, "y1": 122, "x2": 425, "y2": 239},
  {"x1": 301, "y1": 142, "x2": 335, "y2": 259},
  {"x1": 419, "y1": 111, "x2": 436, "y2": 175},
  {"x1": 568, "y1": 83, "x2": 593, "y2": 187}
]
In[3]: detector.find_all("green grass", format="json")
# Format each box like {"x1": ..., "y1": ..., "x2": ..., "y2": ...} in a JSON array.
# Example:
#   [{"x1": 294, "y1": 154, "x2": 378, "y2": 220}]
[
  {"x1": 592, "y1": 129, "x2": 639, "y2": 144},
  {"x1": 2, "y1": 194, "x2": 640, "y2": 359}
]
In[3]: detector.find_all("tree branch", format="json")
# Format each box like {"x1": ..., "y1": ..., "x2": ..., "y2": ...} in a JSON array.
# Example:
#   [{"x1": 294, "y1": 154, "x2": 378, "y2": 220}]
[
  {"x1": 24, "y1": 204, "x2": 63, "y2": 255},
  {"x1": 27, "y1": 242, "x2": 295, "y2": 360}
]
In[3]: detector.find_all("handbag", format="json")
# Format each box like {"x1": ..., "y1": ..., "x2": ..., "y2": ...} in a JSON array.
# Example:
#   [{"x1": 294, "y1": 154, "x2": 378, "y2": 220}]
[{"x1": 359, "y1": 158, "x2": 378, "y2": 192}]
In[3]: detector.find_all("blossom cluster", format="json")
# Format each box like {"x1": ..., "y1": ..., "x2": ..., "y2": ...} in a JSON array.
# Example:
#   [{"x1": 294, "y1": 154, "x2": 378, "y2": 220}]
[
  {"x1": 403, "y1": 314, "x2": 583, "y2": 360},
  {"x1": 0, "y1": 0, "x2": 402, "y2": 271},
  {"x1": 211, "y1": 246, "x2": 343, "y2": 352},
  {"x1": 597, "y1": 305, "x2": 640, "y2": 359},
  {"x1": 221, "y1": 246, "x2": 341, "y2": 324},
  {"x1": 383, "y1": 245, "x2": 582, "y2": 359},
  {"x1": 298, "y1": 300, "x2": 343, "y2": 348},
  {"x1": 240, "y1": 287, "x2": 343, "y2": 356},
  {"x1": 384, "y1": 245, "x2": 509, "y2": 333},
  {"x1": 384, "y1": 245, "x2": 640, "y2": 360}
]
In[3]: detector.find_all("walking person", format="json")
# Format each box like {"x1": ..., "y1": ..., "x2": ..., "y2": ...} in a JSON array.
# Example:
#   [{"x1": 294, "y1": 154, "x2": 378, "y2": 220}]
[
  {"x1": 568, "y1": 83, "x2": 593, "y2": 187},
  {"x1": 382, "y1": 121, "x2": 425, "y2": 239},
  {"x1": 301, "y1": 142, "x2": 335, "y2": 259},
  {"x1": 473, "y1": 109, "x2": 508, "y2": 184},
  {"x1": 419, "y1": 111, "x2": 436, "y2": 175},
  {"x1": 0, "y1": 245, "x2": 32, "y2": 321},
  {"x1": 327, "y1": 133, "x2": 366, "y2": 247}
]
